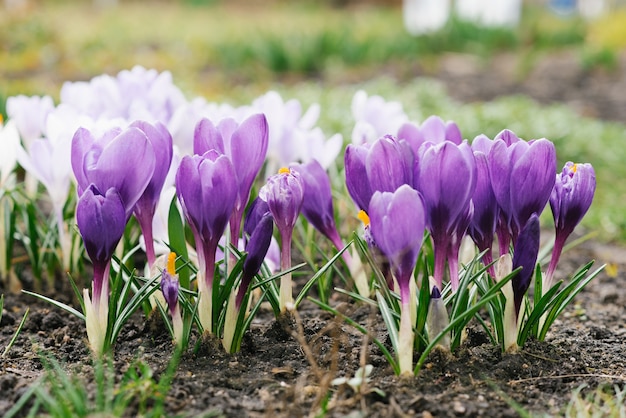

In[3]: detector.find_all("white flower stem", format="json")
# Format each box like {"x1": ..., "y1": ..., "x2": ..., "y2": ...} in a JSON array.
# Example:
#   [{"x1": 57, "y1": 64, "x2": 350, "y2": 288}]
[
  {"x1": 279, "y1": 230, "x2": 293, "y2": 313},
  {"x1": 398, "y1": 299, "x2": 415, "y2": 376},
  {"x1": 221, "y1": 289, "x2": 239, "y2": 353}
]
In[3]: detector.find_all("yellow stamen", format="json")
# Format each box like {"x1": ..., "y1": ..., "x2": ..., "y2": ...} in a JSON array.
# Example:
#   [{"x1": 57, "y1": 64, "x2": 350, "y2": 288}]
[
  {"x1": 278, "y1": 167, "x2": 290, "y2": 175},
  {"x1": 571, "y1": 163, "x2": 577, "y2": 173},
  {"x1": 167, "y1": 252, "x2": 177, "y2": 275},
  {"x1": 0, "y1": 114, "x2": 3, "y2": 125},
  {"x1": 357, "y1": 210, "x2": 370, "y2": 227}
]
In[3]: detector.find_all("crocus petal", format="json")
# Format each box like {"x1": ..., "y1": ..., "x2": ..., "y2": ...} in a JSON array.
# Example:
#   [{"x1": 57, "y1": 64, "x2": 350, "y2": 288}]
[
  {"x1": 292, "y1": 160, "x2": 338, "y2": 241},
  {"x1": 193, "y1": 117, "x2": 225, "y2": 156},
  {"x1": 418, "y1": 141, "x2": 476, "y2": 233},
  {"x1": 175, "y1": 155, "x2": 205, "y2": 238},
  {"x1": 345, "y1": 144, "x2": 373, "y2": 212},
  {"x1": 198, "y1": 154, "x2": 238, "y2": 244},
  {"x1": 244, "y1": 197, "x2": 271, "y2": 239},
  {"x1": 366, "y1": 136, "x2": 414, "y2": 193},
  {"x1": 76, "y1": 185, "x2": 126, "y2": 266},
  {"x1": 509, "y1": 139, "x2": 556, "y2": 236},
  {"x1": 469, "y1": 151, "x2": 498, "y2": 252},
  {"x1": 228, "y1": 113, "x2": 269, "y2": 210},
  {"x1": 130, "y1": 121, "x2": 173, "y2": 209}
]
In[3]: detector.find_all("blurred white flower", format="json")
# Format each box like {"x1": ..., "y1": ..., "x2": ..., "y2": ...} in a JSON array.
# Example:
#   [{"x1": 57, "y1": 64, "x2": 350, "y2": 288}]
[
  {"x1": 0, "y1": 118, "x2": 20, "y2": 197},
  {"x1": 351, "y1": 90, "x2": 408, "y2": 145},
  {"x1": 6, "y1": 94, "x2": 54, "y2": 147}
]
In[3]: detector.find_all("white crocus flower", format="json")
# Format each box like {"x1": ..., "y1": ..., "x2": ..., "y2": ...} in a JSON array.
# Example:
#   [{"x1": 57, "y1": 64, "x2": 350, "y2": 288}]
[
  {"x1": 0, "y1": 118, "x2": 20, "y2": 196},
  {"x1": 351, "y1": 90, "x2": 408, "y2": 145}
]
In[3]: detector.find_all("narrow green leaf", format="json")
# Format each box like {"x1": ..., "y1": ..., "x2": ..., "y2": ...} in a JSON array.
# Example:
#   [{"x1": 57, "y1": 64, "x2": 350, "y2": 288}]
[
  {"x1": 22, "y1": 290, "x2": 85, "y2": 320},
  {"x1": 167, "y1": 196, "x2": 190, "y2": 290}
]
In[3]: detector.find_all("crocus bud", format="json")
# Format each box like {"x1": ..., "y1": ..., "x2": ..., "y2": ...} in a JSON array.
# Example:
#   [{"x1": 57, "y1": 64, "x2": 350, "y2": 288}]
[
  {"x1": 427, "y1": 285, "x2": 450, "y2": 350},
  {"x1": 236, "y1": 213, "x2": 274, "y2": 309},
  {"x1": 161, "y1": 253, "x2": 179, "y2": 312},
  {"x1": 291, "y1": 160, "x2": 344, "y2": 249},
  {"x1": 259, "y1": 167, "x2": 304, "y2": 312},
  {"x1": 260, "y1": 167, "x2": 304, "y2": 235},
  {"x1": 545, "y1": 162, "x2": 596, "y2": 290},
  {"x1": 161, "y1": 252, "x2": 183, "y2": 345}
]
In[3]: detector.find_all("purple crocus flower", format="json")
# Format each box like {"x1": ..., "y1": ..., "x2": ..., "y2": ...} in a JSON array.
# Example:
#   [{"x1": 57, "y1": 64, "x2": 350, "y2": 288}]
[
  {"x1": 397, "y1": 115, "x2": 462, "y2": 156},
  {"x1": 368, "y1": 184, "x2": 426, "y2": 375},
  {"x1": 511, "y1": 213, "x2": 540, "y2": 318},
  {"x1": 71, "y1": 126, "x2": 157, "y2": 220},
  {"x1": 75, "y1": 185, "x2": 126, "y2": 354},
  {"x1": 416, "y1": 141, "x2": 476, "y2": 290},
  {"x1": 488, "y1": 136, "x2": 556, "y2": 252},
  {"x1": 291, "y1": 160, "x2": 345, "y2": 252},
  {"x1": 175, "y1": 150, "x2": 238, "y2": 332},
  {"x1": 369, "y1": 185, "x2": 426, "y2": 295},
  {"x1": 236, "y1": 213, "x2": 274, "y2": 309},
  {"x1": 161, "y1": 252, "x2": 183, "y2": 345},
  {"x1": 259, "y1": 167, "x2": 304, "y2": 312},
  {"x1": 468, "y1": 143, "x2": 499, "y2": 273},
  {"x1": 366, "y1": 135, "x2": 414, "y2": 194},
  {"x1": 130, "y1": 121, "x2": 173, "y2": 268},
  {"x1": 545, "y1": 162, "x2": 596, "y2": 289},
  {"x1": 194, "y1": 114, "x2": 269, "y2": 250},
  {"x1": 76, "y1": 185, "x2": 126, "y2": 306},
  {"x1": 344, "y1": 135, "x2": 413, "y2": 213}
]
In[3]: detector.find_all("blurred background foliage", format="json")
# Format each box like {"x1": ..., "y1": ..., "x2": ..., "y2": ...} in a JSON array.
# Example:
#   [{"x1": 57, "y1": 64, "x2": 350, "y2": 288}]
[
  {"x1": 2, "y1": 0, "x2": 626, "y2": 241},
  {"x1": 1, "y1": 0, "x2": 622, "y2": 100}
]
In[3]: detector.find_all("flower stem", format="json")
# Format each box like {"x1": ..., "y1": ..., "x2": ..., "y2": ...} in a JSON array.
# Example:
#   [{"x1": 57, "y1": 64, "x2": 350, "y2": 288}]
[{"x1": 279, "y1": 230, "x2": 293, "y2": 313}]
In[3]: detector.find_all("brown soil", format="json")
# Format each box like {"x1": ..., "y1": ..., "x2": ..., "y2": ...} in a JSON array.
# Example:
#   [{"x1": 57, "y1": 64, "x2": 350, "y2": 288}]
[{"x1": 2, "y1": 53, "x2": 626, "y2": 417}]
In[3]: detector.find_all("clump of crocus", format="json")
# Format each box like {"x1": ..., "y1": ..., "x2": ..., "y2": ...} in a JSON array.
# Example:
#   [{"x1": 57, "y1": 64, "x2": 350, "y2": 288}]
[
  {"x1": 223, "y1": 212, "x2": 274, "y2": 353},
  {"x1": 175, "y1": 151, "x2": 237, "y2": 334},
  {"x1": 72, "y1": 125, "x2": 156, "y2": 355},
  {"x1": 161, "y1": 252, "x2": 183, "y2": 347},
  {"x1": 488, "y1": 134, "x2": 556, "y2": 254},
  {"x1": 545, "y1": 162, "x2": 596, "y2": 291},
  {"x1": 415, "y1": 141, "x2": 476, "y2": 291},
  {"x1": 259, "y1": 167, "x2": 304, "y2": 313},
  {"x1": 369, "y1": 184, "x2": 426, "y2": 375}
]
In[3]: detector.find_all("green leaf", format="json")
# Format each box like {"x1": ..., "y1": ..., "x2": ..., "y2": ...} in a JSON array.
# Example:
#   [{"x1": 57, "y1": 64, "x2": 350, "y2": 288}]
[{"x1": 167, "y1": 195, "x2": 190, "y2": 290}]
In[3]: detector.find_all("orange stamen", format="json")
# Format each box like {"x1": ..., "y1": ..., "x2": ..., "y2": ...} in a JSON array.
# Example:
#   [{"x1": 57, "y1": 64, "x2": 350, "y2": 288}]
[
  {"x1": 167, "y1": 252, "x2": 177, "y2": 275},
  {"x1": 357, "y1": 210, "x2": 370, "y2": 227}
]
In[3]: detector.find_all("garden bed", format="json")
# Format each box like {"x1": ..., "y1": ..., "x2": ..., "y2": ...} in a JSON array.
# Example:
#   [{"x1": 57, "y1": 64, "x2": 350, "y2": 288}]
[{"x1": 1, "y1": 237, "x2": 625, "y2": 417}]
